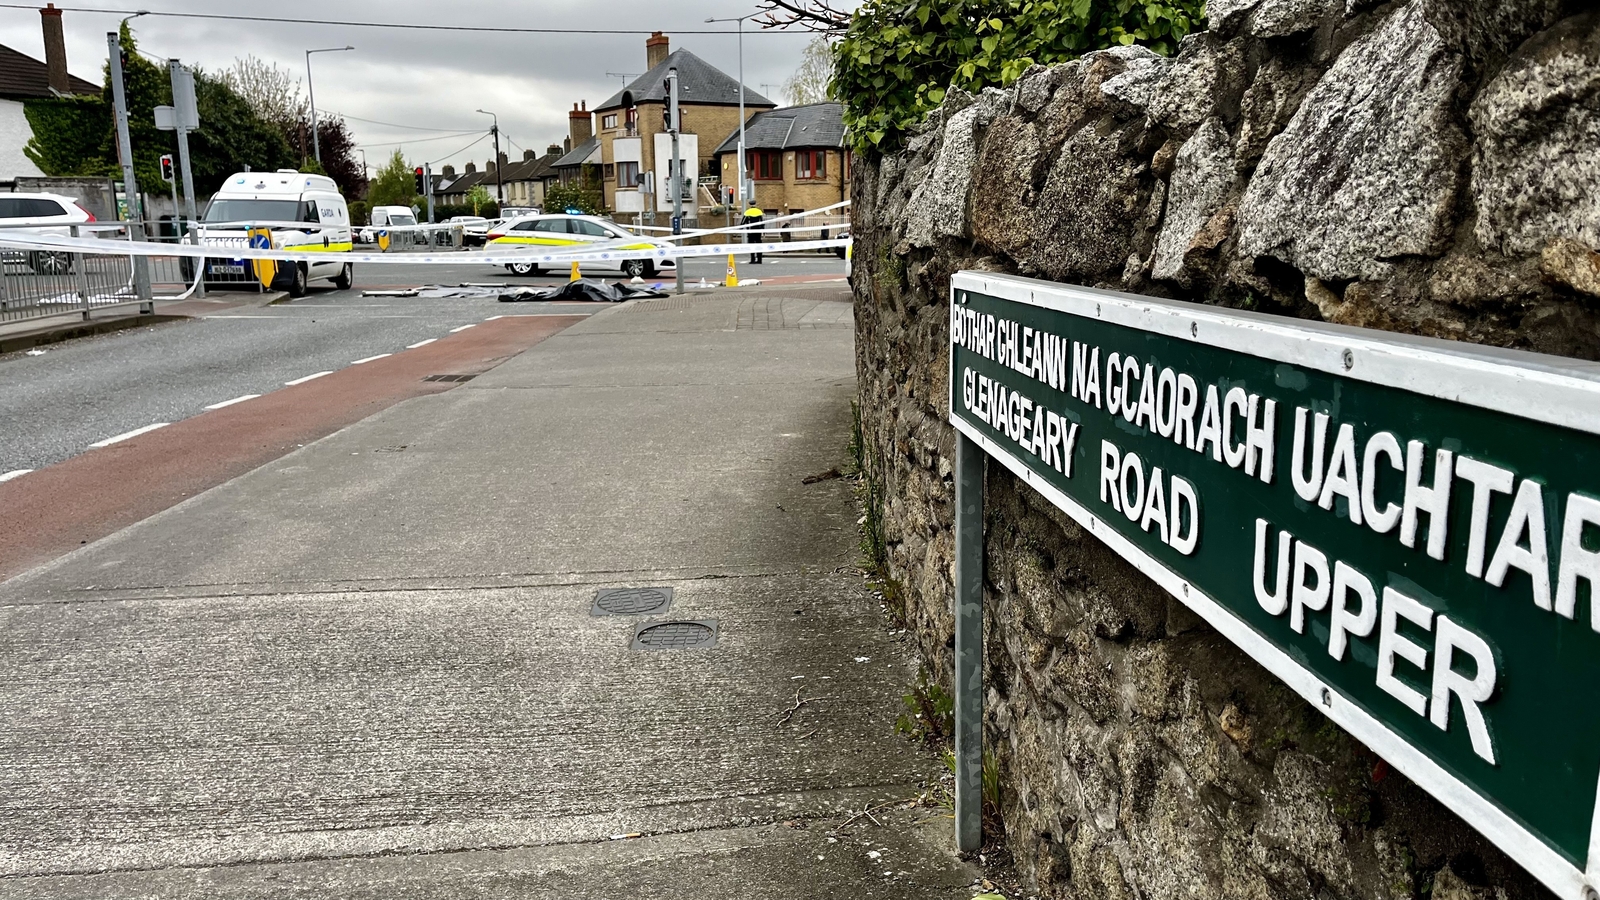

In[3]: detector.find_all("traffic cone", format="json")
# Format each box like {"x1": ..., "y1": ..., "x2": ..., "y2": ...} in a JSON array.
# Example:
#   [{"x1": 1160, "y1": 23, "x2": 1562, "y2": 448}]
[
  {"x1": 569, "y1": 260, "x2": 581, "y2": 282},
  {"x1": 724, "y1": 254, "x2": 739, "y2": 288}
]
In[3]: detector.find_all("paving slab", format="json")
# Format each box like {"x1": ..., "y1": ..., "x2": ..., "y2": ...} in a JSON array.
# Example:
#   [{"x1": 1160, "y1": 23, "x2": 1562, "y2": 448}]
[{"x1": 0, "y1": 287, "x2": 976, "y2": 896}]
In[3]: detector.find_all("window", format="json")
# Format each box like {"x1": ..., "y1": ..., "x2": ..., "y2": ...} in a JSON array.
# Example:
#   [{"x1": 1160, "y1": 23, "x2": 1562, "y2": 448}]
[
  {"x1": 603, "y1": 163, "x2": 616, "y2": 180},
  {"x1": 571, "y1": 219, "x2": 610, "y2": 237},
  {"x1": 617, "y1": 161, "x2": 640, "y2": 186},
  {"x1": 532, "y1": 219, "x2": 568, "y2": 233},
  {"x1": 204, "y1": 199, "x2": 308, "y2": 223},
  {"x1": 796, "y1": 150, "x2": 827, "y2": 180},
  {"x1": 748, "y1": 150, "x2": 782, "y2": 181},
  {"x1": 602, "y1": 113, "x2": 618, "y2": 129}
]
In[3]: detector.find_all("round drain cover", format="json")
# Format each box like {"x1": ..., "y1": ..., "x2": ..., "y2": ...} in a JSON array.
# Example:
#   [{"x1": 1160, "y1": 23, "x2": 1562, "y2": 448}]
[
  {"x1": 592, "y1": 587, "x2": 674, "y2": 616},
  {"x1": 633, "y1": 620, "x2": 718, "y2": 650}
]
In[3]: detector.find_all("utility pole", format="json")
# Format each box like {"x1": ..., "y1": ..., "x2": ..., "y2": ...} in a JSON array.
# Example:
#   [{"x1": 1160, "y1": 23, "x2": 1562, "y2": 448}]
[
  {"x1": 306, "y1": 45, "x2": 354, "y2": 165},
  {"x1": 476, "y1": 109, "x2": 503, "y2": 206},
  {"x1": 668, "y1": 66, "x2": 683, "y2": 296},
  {"x1": 107, "y1": 30, "x2": 151, "y2": 310}
]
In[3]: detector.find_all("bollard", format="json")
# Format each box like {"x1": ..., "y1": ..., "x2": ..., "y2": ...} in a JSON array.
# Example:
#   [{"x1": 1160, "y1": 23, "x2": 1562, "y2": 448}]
[
  {"x1": 724, "y1": 254, "x2": 739, "y2": 288},
  {"x1": 570, "y1": 260, "x2": 581, "y2": 282}
]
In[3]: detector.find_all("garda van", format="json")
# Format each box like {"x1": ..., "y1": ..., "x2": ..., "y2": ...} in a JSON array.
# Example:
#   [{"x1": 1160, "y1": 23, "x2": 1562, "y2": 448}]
[{"x1": 197, "y1": 170, "x2": 353, "y2": 296}]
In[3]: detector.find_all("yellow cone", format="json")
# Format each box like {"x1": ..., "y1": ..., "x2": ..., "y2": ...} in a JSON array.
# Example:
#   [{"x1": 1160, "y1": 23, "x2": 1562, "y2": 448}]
[
  {"x1": 569, "y1": 260, "x2": 581, "y2": 282},
  {"x1": 724, "y1": 254, "x2": 739, "y2": 288}
]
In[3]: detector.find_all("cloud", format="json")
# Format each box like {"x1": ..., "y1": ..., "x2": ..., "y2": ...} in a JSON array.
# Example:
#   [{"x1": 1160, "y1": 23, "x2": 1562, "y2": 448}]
[{"x1": 0, "y1": 0, "x2": 847, "y2": 171}]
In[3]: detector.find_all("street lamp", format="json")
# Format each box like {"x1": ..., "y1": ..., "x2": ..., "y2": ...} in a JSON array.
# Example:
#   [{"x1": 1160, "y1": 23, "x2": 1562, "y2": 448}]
[
  {"x1": 706, "y1": 13, "x2": 759, "y2": 213},
  {"x1": 475, "y1": 109, "x2": 503, "y2": 205},
  {"x1": 305, "y1": 45, "x2": 353, "y2": 165}
]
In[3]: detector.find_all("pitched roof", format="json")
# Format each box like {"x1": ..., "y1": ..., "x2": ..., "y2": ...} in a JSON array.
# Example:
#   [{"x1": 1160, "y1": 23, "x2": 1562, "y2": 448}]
[
  {"x1": 0, "y1": 42, "x2": 98, "y2": 99},
  {"x1": 596, "y1": 48, "x2": 775, "y2": 112},
  {"x1": 553, "y1": 136, "x2": 600, "y2": 169},
  {"x1": 713, "y1": 102, "x2": 846, "y2": 155}
]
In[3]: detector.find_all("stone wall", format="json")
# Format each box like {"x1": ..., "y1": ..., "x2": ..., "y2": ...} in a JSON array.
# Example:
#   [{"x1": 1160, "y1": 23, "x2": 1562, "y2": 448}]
[{"x1": 851, "y1": 2, "x2": 1599, "y2": 898}]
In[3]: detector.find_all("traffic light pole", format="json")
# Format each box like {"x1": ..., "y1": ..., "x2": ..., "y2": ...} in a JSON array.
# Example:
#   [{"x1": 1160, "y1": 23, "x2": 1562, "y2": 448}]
[
  {"x1": 669, "y1": 67, "x2": 683, "y2": 297},
  {"x1": 169, "y1": 59, "x2": 202, "y2": 296},
  {"x1": 424, "y1": 162, "x2": 435, "y2": 223},
  {"x1": 108, "y1": 30, "x2": 152, "y2": 312}
]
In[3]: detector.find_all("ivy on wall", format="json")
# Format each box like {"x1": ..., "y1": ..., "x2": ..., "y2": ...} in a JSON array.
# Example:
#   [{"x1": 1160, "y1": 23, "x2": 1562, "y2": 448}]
[{"x1": 832, "y1": 0, "x2": 1205, "y2": 155}]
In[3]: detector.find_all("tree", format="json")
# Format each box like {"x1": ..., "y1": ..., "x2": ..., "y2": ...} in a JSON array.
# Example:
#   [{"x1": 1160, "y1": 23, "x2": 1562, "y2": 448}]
[
  {"x1": 292, "y1": 116, "x2": 364, "y2": 197},
  {"x1": 366, "y1": 149, "x2": 419, "y2": 209},
  {"x1": 544, "y1": 181, "x2": 603, "y2": 216},
  {"x1": 218, "y1": 54, "x2": 304, "y2": 130},
  {"x1": 465, "y1": 184, "x2": 495, "y2": 216},
  {"x1": 757, "y1": 0, "x2": 853, "y2": 32},
  {"x1": 833, "y1": 0, "x2": 1205, "y2": 155},
  {"x1": 784, "y1": 36, "x2": 834, "y2": 105}
]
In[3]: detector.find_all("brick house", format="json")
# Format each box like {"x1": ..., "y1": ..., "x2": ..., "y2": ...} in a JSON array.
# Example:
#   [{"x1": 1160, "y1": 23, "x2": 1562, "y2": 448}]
[
  {"x1": 711, "y1": 102, "x2": 849, "y2": 223},
  {"x1": 592, "y1": 33, "x2": 775, "y2": 221}
]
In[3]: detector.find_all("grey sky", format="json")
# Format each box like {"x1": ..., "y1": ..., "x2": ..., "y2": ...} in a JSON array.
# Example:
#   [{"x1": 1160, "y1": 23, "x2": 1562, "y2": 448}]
[{"x1": 0, "y1": 1, "x2": 848, "y2": 174}]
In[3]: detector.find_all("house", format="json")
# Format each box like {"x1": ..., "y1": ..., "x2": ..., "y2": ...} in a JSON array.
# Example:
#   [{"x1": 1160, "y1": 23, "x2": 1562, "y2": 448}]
[
  {"x1": 592, "y1": 33, "x2": 775, "y2": 221},
  {"x1": 499, "y1": 147, "x2": 560, "y2": 209},
  {"x1": 551, "y1": 102, "x2": 600, "y2": 189},
  {"x1": 711, "y1": 102, "x2": 849, "y2": 225},
  {"x1": 0, "y1": 4, "x2": 100, "y2": 181}
]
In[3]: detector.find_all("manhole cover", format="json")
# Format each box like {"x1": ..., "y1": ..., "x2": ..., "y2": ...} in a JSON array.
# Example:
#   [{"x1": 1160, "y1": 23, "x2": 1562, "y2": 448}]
[
  {"x1": 632, "y1": 620, "x2": 718, "y2": 650},
  {"x1": 423, "y1": 373, "x2": 476, "y2": 383},
  {"x1": 592, "y1": 587, "x2": 674, "y2": 616}
]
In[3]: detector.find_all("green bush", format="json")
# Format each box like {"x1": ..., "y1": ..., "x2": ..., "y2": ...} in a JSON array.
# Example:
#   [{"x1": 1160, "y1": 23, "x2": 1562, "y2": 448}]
[
  {"x1": 348, "y1": 199, "x2": 367, "y2": 226},
  {"x1": 833, "y1": 0, "x2": 1205, "y2": 155}
]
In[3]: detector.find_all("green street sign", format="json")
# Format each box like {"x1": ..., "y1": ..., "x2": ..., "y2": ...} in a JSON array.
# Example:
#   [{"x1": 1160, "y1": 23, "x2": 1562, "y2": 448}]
[{"x1": 949, "y1": 272, "x2": 1600, "y2": 898}]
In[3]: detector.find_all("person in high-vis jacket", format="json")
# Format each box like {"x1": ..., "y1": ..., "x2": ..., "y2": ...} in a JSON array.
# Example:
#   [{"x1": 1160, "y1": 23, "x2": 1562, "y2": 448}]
[{"x1": 742, "y1": 206, "x2": 765, "y2": 264}]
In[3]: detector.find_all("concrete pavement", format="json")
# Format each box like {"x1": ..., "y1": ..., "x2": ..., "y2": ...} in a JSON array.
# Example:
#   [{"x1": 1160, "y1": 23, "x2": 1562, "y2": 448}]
[{"x1": 0, "y1": 285, "x2": 979, "y2": 897}]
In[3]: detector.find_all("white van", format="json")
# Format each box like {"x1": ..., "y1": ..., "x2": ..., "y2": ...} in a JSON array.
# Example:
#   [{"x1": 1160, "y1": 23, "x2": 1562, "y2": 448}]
[
  {"x1": 198, "y1": 170, "x2": 352, "y2": 296},
  {"x1": 360, "y1": 205, "x2": 419, "y2": 244}
]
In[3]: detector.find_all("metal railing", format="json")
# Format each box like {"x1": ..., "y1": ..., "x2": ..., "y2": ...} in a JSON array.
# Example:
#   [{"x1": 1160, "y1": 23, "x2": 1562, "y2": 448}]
[{"x1": 0, "y1": 220, "x2": 191, "y2": 326}]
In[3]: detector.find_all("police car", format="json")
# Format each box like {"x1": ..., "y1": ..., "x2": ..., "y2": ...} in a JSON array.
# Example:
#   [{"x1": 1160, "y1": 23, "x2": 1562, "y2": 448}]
[
  {"x1": 197, "y1": 171, "x2": 353, "y2": 296},
  {"x1": 486, "y1": 214, "x2": 677, "y2": 278}
]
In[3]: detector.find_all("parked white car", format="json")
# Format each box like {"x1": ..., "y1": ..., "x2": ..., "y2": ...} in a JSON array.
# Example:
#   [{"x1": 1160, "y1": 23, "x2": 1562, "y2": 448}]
[
  {"x1": 0, "y1": 191, "x2": 98, "y2": 274},
  {"x1": 446, "y1": 215, "x2": 492, "y2": 247}
]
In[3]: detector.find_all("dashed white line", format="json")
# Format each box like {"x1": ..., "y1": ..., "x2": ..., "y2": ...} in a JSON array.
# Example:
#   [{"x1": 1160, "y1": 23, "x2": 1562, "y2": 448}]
[
  {"x1": 406, "y1": 338, "x2": 437, "y2": 348},
  {"x1": 0, "y1": 469, "x2": 33, "y2": 483},
  {"x1": 284, "y1": 371, "x2": 332, "y2": 386},
  {"x1": 204, "y1": 394, "x2": 260, "y2": 410},
  {"x1": 449, "y1": 324, "x2": 476, "y2": 333},
  {"x1": 350, "y1": 353, "x2": 392, "y2": 365},
  {"x1": 89, "y1": 423, "x2": 169, "y2": 448}
]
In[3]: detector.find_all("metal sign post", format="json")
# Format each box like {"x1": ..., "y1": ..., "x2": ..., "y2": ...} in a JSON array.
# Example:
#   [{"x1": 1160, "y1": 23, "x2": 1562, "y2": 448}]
[
  {"x1": 165, "y1": 59, "x2": 201, "y2": 296},
  {"x1": 953, "y1": 431, "x2": 985, "y2": 853},
  {"x1": 108, "y1": 31, "x2": 151, "y2": 311},
  {"x1": 424, "y1": 162, "x2": 435, "y2": 225}
]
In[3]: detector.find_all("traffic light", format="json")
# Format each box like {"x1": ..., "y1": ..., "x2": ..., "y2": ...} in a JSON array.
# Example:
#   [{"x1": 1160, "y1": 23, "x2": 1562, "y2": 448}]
[
  {"x1": 414, "y1": 167, "x2": 425, "y2": 195},
  {"x1": 159, "y1": 154, "x2": 174, "y2": 183}
]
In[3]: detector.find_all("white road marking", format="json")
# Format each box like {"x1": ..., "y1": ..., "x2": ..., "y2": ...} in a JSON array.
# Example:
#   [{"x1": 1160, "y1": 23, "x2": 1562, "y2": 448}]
[
  {"x1": 350, "y1": 353, "x2": 391, "y2": 365},
  {"x1": 484, "y1": 315, "x2": 504, "y2": 321},
  {"x1": 406, "y1": 338, "x2": 437, "y2": 348},
  {"x1": 0, "y1": 469, "x2": 33, "y2": 482},
  {"x1": 204, "y1": 394, "x2": 260, "y2": 410},
  {"x1": 284, "y1": 371, "x2": 332, "y2": 386},
  {"x1": 449, "y1": 324, "x2": 476, "y2": 332},
  {"x1": 89, "y1": 422, "x2": 169, "y2": 448}
]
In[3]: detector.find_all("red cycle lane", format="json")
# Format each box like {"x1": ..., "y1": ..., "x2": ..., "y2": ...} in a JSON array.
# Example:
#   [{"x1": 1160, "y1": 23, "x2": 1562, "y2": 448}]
[{"x1": 0, "y1": 313, "x2": 585, "y2": 582}]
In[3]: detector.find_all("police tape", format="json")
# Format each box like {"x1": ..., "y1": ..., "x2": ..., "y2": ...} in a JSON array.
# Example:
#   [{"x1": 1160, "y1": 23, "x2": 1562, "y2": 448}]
[{"x1": 0, "y1": 231, "x2": 850, "y2": 265}]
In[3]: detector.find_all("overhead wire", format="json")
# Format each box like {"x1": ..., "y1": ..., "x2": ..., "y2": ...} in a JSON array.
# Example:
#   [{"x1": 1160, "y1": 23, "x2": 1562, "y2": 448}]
[
  {"x1": 356, "y1": 129, "x2": 484, "y2": 149},
  {"x1": 0, "y1": 4, "x2": 794, "y2": 34}
]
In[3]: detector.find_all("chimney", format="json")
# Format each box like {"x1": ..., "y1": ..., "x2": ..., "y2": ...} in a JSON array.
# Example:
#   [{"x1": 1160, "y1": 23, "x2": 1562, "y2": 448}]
[
  {"x1": 40, "y1": 4, "x2": 68, "y2": 94},
  {"x1": 547, "y1": 143, "x2": 562, "y2": 157},
  {"x1": 486, "y1": 157, "x2": 496, "y2": 175},
  {"x1": 646, "y1": 31, "x2": 669, "y2": 70},
  {"x1": 442, "y1": 164, "x2": 455, "y2": 178},
  {"x1": 523, "y1": 148, "x2": 535, "y2": 161},
  {"x1": 568, "y1": 101, "x2": 592, "y2": 146},
  {"x1": 498, "y1": 151, "x2": 509, "y2": 169},
  {"x1": 464, "y1": 161, "x2": 476, "y2": 174}
]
